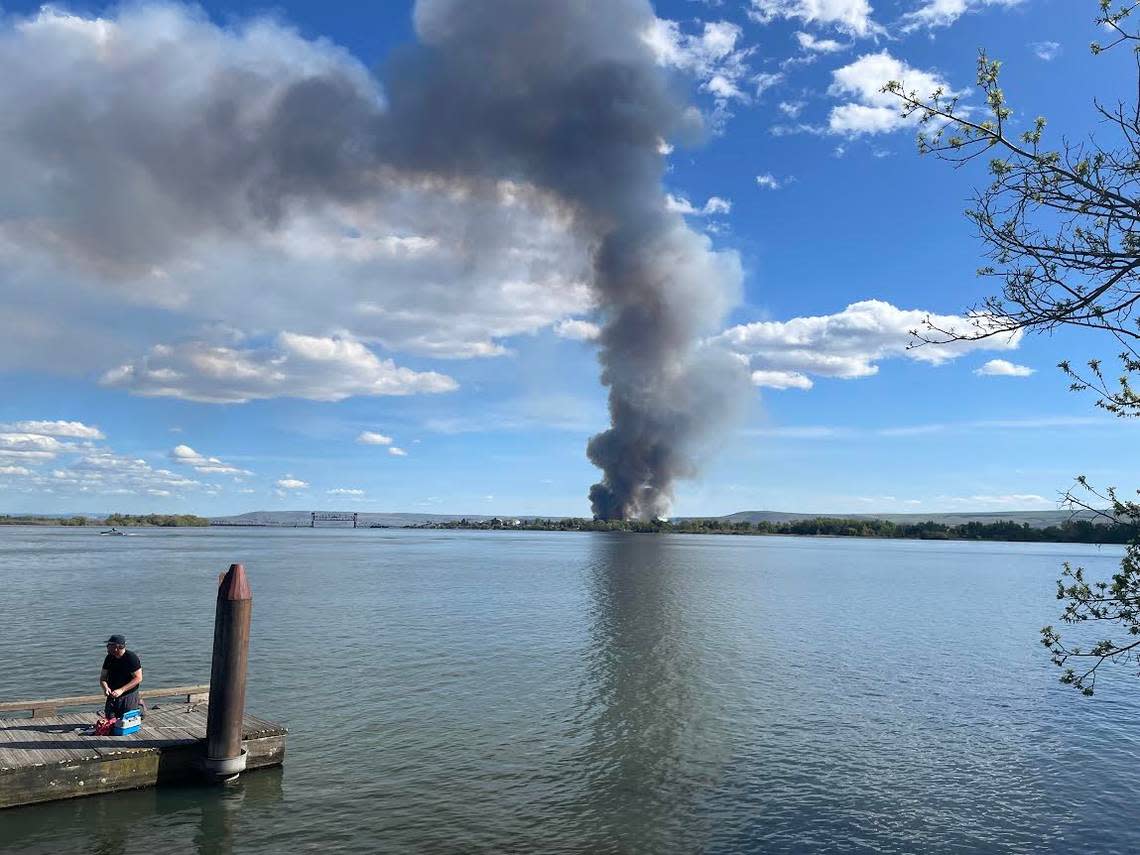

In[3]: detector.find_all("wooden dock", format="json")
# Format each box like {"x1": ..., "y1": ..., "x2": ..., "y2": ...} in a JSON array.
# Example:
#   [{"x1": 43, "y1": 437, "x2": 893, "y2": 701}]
[{"x1": 0, "y1": 687, "x2": 286, "y2": 810}]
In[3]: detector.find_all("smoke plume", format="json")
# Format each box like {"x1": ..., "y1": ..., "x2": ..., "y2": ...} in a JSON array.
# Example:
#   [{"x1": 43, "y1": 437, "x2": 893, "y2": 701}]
[
  {"x1": 381, "y1": 0, "x2": 750, "y2": 519},
  {"x1": 0, "y1": 1, "x2": 750, "y2": 518}
]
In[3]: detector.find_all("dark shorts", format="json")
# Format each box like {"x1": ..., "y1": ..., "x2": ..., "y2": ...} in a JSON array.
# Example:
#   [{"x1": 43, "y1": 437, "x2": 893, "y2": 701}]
[{"x1": 104, "y1": 689, "x2": 140, "y2": 719}]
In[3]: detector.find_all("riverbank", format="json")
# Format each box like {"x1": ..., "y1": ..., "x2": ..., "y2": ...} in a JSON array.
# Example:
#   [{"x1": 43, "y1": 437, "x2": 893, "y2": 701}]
[{"x1": 412, "y1": 515, "x2": 1135, "y2": 545}]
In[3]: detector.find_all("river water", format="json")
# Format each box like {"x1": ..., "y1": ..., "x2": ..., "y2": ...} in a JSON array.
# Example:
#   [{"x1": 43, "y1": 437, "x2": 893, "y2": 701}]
[{"x1": 0, "y1": 526, "x2": 1136, "y2": 854}]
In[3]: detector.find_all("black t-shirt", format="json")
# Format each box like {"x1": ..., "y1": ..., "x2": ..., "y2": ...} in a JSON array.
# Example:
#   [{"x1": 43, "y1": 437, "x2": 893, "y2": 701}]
[{"x1": 102, "y1": 650, "x2": 142, "y2": 691}]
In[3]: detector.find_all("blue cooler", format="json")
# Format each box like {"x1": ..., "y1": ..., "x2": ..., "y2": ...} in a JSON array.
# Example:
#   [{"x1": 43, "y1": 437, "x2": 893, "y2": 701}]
[{"x1": 112, "y1": 709, "x2": 142, "y2": 735}]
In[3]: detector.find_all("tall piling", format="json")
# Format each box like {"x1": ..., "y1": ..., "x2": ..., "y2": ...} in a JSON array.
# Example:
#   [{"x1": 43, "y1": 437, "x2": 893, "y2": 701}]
[{"x1": 203, "y1": 563, "x2": 252, "y2": 782}]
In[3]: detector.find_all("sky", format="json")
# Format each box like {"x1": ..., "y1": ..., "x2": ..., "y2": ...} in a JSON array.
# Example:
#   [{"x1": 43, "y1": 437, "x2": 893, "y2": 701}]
[{"x1": 0, "y1": 0, "x2": 1136, "y2": 518}]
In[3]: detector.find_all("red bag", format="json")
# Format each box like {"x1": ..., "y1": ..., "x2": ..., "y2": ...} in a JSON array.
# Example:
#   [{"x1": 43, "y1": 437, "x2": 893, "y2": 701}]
[{"x1": 93, "y1": 717, "x2": 117, "y2": 736}]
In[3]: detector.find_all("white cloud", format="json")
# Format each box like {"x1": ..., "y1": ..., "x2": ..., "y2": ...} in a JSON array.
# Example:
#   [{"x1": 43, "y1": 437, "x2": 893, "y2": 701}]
[
  {"x1": 328, "y1": 488, "x2": 365, "y2": 496},
  {"x1": 705, "y1": 196, "x2": 732, "y2": 214},
  {"x1": 753, "y1": 71, "x2": 785, "y2": 97},
  {"x1": 795, "y1": 31, "x2": 846, "y2": 52},
  {"x1": 357, "y1": 431, "x2": 394, "y2": 446},
  {"x1": 778, "y1": 100, "x2": 806, "y2": 118},
  {"x1": 755, "y1": 174, "x2": 783, "y2": 190},
  {"x1": 750, "y1": 0, "x2": 883, "y2": 37},
  {"x1": 937, "y1": 493, "x2": 1053, "y2": 508},
  {"x1": 0, "y1": 425, "x2": 237, "y2": 499},
  {"x1": 643, "y1": 18, "x2": 754, "y2": 103},
  {"x1": 974, "y1": 359, "x2": 1035, "y2": 377},
  {"x1": 388, "y1": 447, "x2": 408, "y2": 457},
  {"x1": 1, "y1": 420, "x2": 104, "y2": 439},
  {"x1": 276, "y1": 477, "x2": 308, "y2": 490},
  {"x1": 771, "y1": 122, "x2": 827, "y2": 137},
  {"x1": 0, "y1": 433, "x2": 65, "y2": 451},
  {"x1": 170, "y1": 444, "x2": 250, "y2": 475},
  {"x1": 554, "y1": 319, "x2": 602, "y2": 341},
  {"x1": 713, "y1": 299, "x2": 1022, "y2": 387},
  {"x1": 0, "y1": 450, "x2": 57, "y2": 461},
  {"x1": 751, "y1": 369, "x2": 814, "y2": 390},
  {"x1": 901, "y1": 0, "x2": 1023, "y2": 32},
  {"x1": 665, "y1": 194, "x2": 733, "y2": 216},
  {"x1": 828, "y1": 52, "x2": 958, "y2": 136},
  {"x1": 101, "y1": 333, "x2": 458, "y2": 403},
  {"x1": 1030, "y1": 41, "x2": 1061, "y2": 61},
  {"x1": 44, "y1": 450, "x2": 202, "y2": 496},
  {"x1": 0, "y1": 433, "x2": 66, "y2": 459}
]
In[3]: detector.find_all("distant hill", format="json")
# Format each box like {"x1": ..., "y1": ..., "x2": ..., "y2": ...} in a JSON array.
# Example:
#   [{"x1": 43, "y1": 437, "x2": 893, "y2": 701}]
[{"x1": 211, "y1": 508, "x2": 1109, "y2": 530}]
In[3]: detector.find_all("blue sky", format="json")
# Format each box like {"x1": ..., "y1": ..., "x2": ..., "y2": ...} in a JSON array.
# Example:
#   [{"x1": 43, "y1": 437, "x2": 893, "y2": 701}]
[{"x1": 0, "y1": 0, "x2": 1135, "y2": 517}]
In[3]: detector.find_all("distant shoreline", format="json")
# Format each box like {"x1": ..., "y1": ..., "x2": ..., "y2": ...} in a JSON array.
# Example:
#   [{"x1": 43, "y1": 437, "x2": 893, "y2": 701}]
[
  {"x1": 401, "y1": 516, "x2": 1135, "y2": 545},
  {"x1": 4, "y1": 514, "x2": 1132, "y2": 546}
]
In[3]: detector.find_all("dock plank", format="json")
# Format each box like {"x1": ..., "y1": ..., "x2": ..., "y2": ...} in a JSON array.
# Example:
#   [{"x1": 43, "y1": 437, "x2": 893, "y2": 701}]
[{"x1": 0, "y1": 703, "x2": 286, "y2": 808}]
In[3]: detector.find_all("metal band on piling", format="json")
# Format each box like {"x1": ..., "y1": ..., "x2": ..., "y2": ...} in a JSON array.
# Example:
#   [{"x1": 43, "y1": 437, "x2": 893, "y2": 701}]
[{"x1": 202, "y1": 563, "x2": 252, "y2": 782}]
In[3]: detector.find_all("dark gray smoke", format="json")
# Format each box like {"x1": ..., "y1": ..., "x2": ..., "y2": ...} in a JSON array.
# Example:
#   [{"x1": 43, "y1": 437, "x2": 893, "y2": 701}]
[
  {"x1": 379, "y1": 0, "x2": 750, "y2": 519},
  {"x1": 0, "y1": 0, "x2": 750, "y2": 518}
]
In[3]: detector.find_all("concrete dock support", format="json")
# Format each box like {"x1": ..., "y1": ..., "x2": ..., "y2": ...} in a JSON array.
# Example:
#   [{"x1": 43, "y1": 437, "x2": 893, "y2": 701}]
[{"x1": 203, "y1": 563, "x2": 252, "y2": 782}]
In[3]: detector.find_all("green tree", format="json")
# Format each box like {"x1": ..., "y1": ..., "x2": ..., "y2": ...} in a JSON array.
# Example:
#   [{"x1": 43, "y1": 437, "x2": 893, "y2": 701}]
[{"x1": 884, "y1": 1, "x2": 1140, "y2": 693}]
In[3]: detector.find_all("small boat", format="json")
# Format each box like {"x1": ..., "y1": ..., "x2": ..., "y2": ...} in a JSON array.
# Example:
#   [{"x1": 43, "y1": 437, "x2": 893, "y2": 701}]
[{"x1": 100, "y1": 527, "x2": 126, "y2": 536}]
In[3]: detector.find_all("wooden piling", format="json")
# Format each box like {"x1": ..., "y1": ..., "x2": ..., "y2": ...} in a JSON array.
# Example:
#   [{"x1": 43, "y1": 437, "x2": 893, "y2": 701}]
[{"x1": 204, "y1": 563, "x2": 252, "y2": 781}]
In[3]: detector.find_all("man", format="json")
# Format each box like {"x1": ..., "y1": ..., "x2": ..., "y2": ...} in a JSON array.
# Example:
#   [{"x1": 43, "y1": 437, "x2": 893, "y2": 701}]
[{"x1": 100, "y1": 634, "x2": 142, "y2": 720}]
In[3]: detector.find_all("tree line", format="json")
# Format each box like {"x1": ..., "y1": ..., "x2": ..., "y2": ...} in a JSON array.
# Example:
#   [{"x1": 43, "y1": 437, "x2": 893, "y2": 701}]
[
  {"x1": 104, "y1": 514, "x2": 210, "y2": 527},
  {"x1": 0, "y1": 513, "x2": 210, "y2": 527},
  {"x1": 426, "y1": 515, "x2": 1132, "y2": 544}
]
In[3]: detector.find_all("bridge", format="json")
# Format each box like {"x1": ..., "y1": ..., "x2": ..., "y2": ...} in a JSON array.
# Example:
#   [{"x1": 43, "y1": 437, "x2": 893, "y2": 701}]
[{"x1": 311, "y1": 512, "x2": 358, "y2": 528}]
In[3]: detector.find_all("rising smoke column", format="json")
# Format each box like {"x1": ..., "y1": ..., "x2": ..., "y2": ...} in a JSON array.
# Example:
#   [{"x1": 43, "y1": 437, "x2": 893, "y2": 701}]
[{"x1": 379, "y1": 0, "x2": 751, "y2": 519}]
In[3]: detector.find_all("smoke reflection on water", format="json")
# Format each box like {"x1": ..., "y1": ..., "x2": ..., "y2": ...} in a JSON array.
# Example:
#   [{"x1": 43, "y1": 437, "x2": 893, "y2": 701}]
[{"x1": 568, "y1": 535, "x2": 714, "y2": 851}]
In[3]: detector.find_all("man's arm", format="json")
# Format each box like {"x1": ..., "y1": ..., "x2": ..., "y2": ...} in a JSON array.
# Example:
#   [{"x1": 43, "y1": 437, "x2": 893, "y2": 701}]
[
  {"x1": 110, "y1": 667, "x2": 143, "y2": 698},
  {"x1": 100, "y1": 667, "x2": 111, "y2": 696}
]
